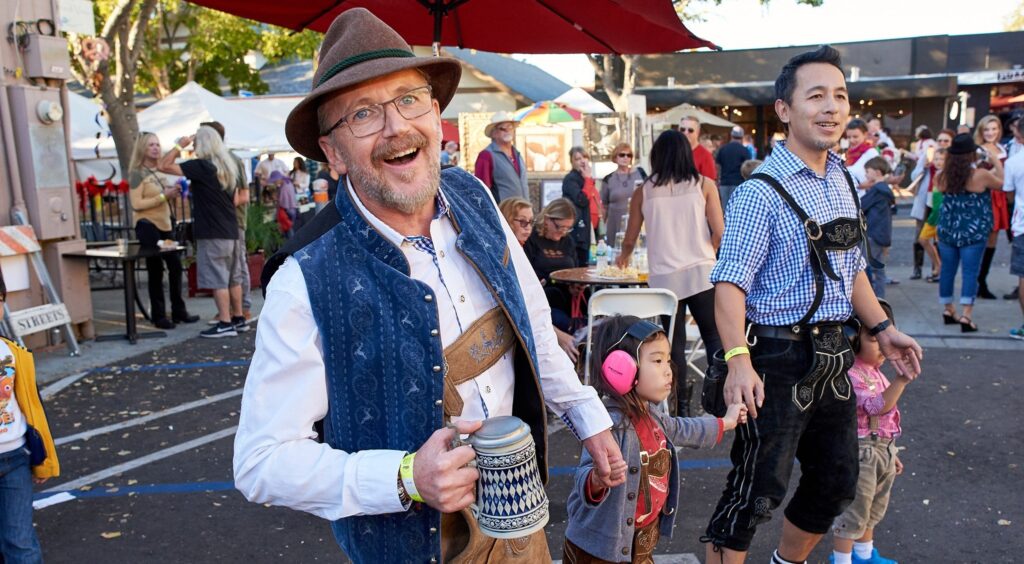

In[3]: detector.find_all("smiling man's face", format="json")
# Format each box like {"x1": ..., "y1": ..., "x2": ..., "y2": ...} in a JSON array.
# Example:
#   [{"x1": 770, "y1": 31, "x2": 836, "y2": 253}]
[
  {"x1": 317, "y1": 69, "x2": 442, "y2": 215},
  {"x1": 776, "y1": 62, "x2": 850, "y2": 155}
]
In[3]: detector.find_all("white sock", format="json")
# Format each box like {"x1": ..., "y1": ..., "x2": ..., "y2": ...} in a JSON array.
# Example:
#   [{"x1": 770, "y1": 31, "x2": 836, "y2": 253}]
[
  {"x1": 831, "y1": 551, "x2": 853, "y2": 564},
  {"x1": 854, "y1": 540, "x2": 874, "y2": 559},
  {"x1": 770, "y1": 549, "x2": 805, "y2": 564}
]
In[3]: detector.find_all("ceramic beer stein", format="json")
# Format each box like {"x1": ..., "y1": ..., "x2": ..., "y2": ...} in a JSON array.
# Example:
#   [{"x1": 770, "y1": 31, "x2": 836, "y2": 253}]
[{"x1": 463, "y1": 415, "x2": 549, "y2": 539}]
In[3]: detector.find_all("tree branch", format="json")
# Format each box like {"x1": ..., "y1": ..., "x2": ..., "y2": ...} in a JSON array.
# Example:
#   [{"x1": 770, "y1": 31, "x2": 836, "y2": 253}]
[
  {"x1": 101, "y1": 0, "x2": 134, "y2": 44},
  {"x1": 127, "y1": 0, "x2": 159, "y2": 68}
]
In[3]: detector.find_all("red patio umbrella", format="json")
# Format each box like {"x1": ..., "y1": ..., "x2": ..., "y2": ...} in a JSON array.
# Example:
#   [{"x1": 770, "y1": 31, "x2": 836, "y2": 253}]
[
  {"x1": 440, "y1": 119, "x2": 459, "y2": 142},
  {"x1": 186, "y1": 0, "x2": 718, "y2": 54}
]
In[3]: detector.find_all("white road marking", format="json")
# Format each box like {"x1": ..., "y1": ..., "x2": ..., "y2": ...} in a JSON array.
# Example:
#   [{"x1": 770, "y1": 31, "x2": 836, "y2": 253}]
[
  {"x1": 40, "y1": 371, "x2": 91, "y2": 400},
  {"x1": 54, "y1": 388, "x2": 243, "y2": 446},
  {"x1": 32, "y1": 491, "x2": 76, "y2": 510},
  {"x1": 43, "y1": 426, "x2": 237, "y2": 493}
]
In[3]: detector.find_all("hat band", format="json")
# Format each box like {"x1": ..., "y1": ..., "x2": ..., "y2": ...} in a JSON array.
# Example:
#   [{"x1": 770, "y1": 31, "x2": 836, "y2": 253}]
[{"x1": 316, "y1": 48, "x2": 416, "y2": 88}]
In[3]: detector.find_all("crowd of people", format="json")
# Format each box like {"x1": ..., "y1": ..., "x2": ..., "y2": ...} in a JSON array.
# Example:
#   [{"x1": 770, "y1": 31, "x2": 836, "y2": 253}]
[
  {"x1": 81, "y1": 7, "x2": 1018, "y2": 563},
  {"x1": 221, "y1": 9, "x2": 930, "y2": 564}
]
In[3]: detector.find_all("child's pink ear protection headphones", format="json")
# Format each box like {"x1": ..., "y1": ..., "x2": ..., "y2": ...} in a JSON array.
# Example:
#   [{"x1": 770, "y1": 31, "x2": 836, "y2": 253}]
[{"x1": 601, "y1": 320, "x2": 664, "y2": 395}]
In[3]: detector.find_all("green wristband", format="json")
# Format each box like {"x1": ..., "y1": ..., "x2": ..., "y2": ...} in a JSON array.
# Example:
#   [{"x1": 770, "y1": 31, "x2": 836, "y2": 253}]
[{"x1": 400, "y1": 452, "x2": 423, "y2": 503}]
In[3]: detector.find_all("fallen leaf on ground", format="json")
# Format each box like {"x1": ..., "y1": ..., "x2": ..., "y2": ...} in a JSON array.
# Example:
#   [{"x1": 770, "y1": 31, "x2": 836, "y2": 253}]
[
  {"x1": 998, "y1": 519, "x2": 1012, "y2": 526},
  {"x1": 100, "y1": 532, "x2": 121, "y2": 539}
]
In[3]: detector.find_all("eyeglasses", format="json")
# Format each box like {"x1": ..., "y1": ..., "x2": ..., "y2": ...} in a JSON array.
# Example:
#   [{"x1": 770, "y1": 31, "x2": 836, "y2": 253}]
[
  {"x1": 617, "y1": 152, "x2": 633, "y2": 159},
  {"x1": 680, "y1": 127, "x2": 696, "y2": 134},
  {"x1": 547, "y1": 218, "x2": 574, "y2": 233},
  {"x1": 321, "y1": 85, "x2": 434, "y2": 138},
  {"x1": 513, "y1": 218, "x2": 534, "y2": 229}
]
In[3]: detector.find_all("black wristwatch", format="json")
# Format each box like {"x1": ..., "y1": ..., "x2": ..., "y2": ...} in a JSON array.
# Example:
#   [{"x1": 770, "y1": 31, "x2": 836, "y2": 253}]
[{"x1": 868, "y1": 319, "x2": 891, "y2": 337}]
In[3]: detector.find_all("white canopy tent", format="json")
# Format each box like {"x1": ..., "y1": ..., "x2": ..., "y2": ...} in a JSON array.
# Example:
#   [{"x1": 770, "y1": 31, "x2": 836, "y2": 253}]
[
  {"x1": 554, "y1": 87, "x2": 613, "y2": 114},
  {"x1": 647, "y1": 102, "x2": 737, "y2": 129},
  {"x1": 69, "y1": 82, "x2": 294, "y2": 180}
]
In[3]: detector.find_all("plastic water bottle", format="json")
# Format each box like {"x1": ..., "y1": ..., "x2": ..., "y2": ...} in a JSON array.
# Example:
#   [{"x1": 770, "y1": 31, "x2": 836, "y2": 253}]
[
  {"x1": 596, "y1": 239, "x2": 609, "y2": 270},
  {"x1": 588, "y1": 228, "x2": 597, "y2": 266}
]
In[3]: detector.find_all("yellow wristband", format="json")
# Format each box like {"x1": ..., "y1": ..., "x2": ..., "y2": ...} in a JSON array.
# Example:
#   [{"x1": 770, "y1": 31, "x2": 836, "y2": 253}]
[
  {"x1": 158, "y1": 193, "x2": 166, "y2": 202},
  {"x1": 400, "y1": 452, "x2": 423, "y2": 503},
  {"x1": 724, "y1": 346, "x2": 750, "y2": 362},
  {"x1": 173, "y1": 144, "x2": 183, "y2": 152}
]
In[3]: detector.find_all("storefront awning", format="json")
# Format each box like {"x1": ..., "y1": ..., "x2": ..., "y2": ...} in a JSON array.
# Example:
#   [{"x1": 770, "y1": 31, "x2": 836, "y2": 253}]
[{"x1": 639, "y1": 75, "x2": 960, "y2": 109}]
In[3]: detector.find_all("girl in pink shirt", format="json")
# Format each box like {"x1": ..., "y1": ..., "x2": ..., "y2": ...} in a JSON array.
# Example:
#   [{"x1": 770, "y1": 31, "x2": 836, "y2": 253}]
[{"x1": 831, "y1": 302, "x2": 918, "y2": 564}]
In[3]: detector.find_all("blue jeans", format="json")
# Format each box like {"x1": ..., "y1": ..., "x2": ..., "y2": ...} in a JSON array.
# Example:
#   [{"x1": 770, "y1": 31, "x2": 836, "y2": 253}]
[
  {"x1": 938, "y1": 240, "x2": 987, "y2": 305},
  {"x1": 0, "y1": 448, "x2": 42, "y2": 563},
  {"x1": 866, "y1": 241, "x2": 888, "y2": 299}
]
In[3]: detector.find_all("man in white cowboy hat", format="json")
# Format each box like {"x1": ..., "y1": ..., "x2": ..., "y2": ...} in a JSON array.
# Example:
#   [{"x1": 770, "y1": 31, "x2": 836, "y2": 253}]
[
  {"x1": 474, "y1": 111, "x2": 530, "y2": 203},
  {"x1": 232, "y1": 8, "x2": 626, "y2": 563}
]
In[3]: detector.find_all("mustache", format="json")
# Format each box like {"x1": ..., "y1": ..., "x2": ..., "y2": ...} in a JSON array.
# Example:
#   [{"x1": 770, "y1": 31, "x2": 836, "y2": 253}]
[{"x1": 371, "y1": 132, "x2": 429, "y2": 162}]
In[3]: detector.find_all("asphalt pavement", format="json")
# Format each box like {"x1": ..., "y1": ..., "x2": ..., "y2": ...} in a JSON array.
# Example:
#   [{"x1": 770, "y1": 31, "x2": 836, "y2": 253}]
[{"x1": 28, "y1": 206, "x2": 1024, "y2": 563}]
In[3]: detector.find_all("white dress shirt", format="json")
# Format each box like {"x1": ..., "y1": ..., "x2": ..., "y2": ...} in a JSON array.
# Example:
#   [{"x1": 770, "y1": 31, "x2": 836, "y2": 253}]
[{"x1": 234, "y1": 178, "x2": 611, "y2": 520}]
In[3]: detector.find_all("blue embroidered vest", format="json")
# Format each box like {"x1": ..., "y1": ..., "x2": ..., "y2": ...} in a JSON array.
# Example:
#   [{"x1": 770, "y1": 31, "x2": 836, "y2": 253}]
[{"x1": 294, "y1": 167, "x2": 547, "y2": 563}]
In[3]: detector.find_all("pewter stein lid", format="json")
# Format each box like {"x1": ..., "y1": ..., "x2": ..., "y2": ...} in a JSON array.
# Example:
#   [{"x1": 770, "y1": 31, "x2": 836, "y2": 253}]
[{"x1": 467, "y1": 415, "x2": 531, "y2": 450}]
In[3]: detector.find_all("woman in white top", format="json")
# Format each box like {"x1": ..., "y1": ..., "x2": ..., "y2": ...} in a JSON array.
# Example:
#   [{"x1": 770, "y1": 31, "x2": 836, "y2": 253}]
[
  {"x1": 616, "y1": 129, "x2": 725, "y2": 416},
  {"x1": 289, "y1": 157, "x2": 310, "y2": 198}
]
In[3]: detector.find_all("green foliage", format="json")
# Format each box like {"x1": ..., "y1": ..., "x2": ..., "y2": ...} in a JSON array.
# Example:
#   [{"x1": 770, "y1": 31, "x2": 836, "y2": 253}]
[
  {"x1": 244, "y1": 203, "x2": 284, "y2": 255},
  {"x1": 1007, "y1": 0, "x2": 1024, "y2": 31},
  {"x1": 131, "y1": 0, "x2": 322, "y2": 98}
]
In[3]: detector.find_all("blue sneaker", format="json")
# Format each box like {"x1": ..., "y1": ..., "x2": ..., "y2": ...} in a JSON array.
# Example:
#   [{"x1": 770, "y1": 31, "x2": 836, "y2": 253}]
[
  {"x1": 1010, "y1": 326, "x2": 1024, "y2": 340},
  {"x1": 853, "y1": 548, "x2": 897, "y2": 564}
]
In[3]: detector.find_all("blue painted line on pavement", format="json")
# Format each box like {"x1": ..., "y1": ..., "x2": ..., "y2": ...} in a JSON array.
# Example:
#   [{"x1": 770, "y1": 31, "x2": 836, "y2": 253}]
[
  {"x1": 33, "y1": 458, "x2": 732, "y2": 504},
  {"x1": 33, "y1": 481, "x2": 236, "y2": 502},
  {"x1": 89, "y1": 359, "x2": 251, "y2": 374}
]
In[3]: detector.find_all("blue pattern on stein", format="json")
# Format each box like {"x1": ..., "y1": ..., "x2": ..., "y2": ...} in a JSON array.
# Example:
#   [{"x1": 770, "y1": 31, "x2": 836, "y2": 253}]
[{"x1": 296, "y1": 167, "x2": 545, "y2": 563}]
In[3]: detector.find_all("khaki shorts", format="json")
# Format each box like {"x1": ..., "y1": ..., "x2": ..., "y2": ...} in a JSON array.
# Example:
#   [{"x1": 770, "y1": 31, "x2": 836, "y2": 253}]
[
  {"x1": 197, "y1": 238, "x2": 246, "y2": 290},
  {"x1": 832, "y1": 437, "x2": 899, "y2": 539},
  {"x1": 919, "y1": 223, "x2": 937, "y2": 240}
]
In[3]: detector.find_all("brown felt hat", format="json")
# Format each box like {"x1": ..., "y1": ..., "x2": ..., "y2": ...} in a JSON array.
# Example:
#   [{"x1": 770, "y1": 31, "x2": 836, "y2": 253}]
[{"x1": 285, "y1": 8, "x2": 462, "y2": 161}]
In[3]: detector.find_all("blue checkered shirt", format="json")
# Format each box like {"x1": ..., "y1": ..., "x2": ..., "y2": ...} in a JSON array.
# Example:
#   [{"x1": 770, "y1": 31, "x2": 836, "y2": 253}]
[{"x1": 711, "y1": 142, "x2": 867, "y2": 326}]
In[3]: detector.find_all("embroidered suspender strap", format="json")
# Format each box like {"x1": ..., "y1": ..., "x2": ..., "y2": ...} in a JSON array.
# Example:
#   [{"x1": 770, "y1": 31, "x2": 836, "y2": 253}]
[
  {"x1": 441, "y1": 307, "x2": 516, "y2": 418},
  {"x1": 750, "y1": 173, "x2": 828, "y2": 329},
  {"x1": 869, "y1": 414, "x2": 880, "y2": 440},
  {"x1": 638, "y1": 448, "x2": 652, "y2": 517}
]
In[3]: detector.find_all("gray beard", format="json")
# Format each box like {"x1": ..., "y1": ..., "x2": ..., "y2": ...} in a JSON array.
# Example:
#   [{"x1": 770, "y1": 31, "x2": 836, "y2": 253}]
[
  {"x1": 349, "y1": 159, "x2": 440, "y2": 215},
  {"x1": 338, "y1": 132, "x2": 442, "y2": 215}
]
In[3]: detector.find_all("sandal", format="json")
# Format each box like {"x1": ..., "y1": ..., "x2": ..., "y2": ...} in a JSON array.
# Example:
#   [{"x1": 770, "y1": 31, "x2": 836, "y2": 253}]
[
  {"x1": 927, "y1": 274, "x2": 940, "y2": 283},
  {"x1": 959, "y1": 316, "x2": 978, "y2": 333},
  {"x1": 942, "y1": 311, "x2": 958, "y2": 325}
]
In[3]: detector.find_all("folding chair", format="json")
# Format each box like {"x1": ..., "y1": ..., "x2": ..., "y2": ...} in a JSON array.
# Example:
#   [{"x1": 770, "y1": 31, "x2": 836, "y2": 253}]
[
  {"x1": 583, "y1": 288, "x2": 679, "y2": 386},
  {"x1": 683, "y1": 314, "x2": 708, "y2": 382}
]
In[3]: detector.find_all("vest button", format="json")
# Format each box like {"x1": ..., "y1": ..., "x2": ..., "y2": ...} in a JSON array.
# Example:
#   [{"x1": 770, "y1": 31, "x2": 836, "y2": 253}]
[
  {"x1": 626, "y1": 517, "x2": 633, "y2": 526},
  {"x1": 629, "y1": 466, "x2": 638, "y2": 474},
  {"x1": 627, "y1": 492, "x2": 636, "y2": 500},
  {"x1": 424, "y1": 294, "x2": 433, "y2": 302},
  {"x1": 430, "y1": 558, "x2": 437, "y2": 563},
  {"x1": 459, "y1": 295, "x2": 466, "y2": 303},
  {"x1": 429, "y1": 527, "x2": 437, "y2": 534},
  {"x1": 430, "y1": 329, "x2": 439, "y2": 337},
  {"x1": 621, "y1": 547, "x2": 629, "y2": 555},
  {"x1": 433, "y1": 365, "x2": 442, "y2": 372},
  {"x1": 439, "y1": 250, "x2": 445, "y2": 258},
  {"x1": 435, "y1": 399, "x2": 443, "y2": 406}
]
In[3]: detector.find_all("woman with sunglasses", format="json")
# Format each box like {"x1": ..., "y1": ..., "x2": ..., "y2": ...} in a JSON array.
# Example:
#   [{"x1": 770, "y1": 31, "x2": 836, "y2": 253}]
[
  {"x1": 498, "y1": 197, "x2": 534, "y2": 246},
  {"x1": 601, "y1": 143, "x2": 647, "y2": 243},
  {"x1": 129, "y1": 132, "x2": 197, "y2": 329},
  {"x1": 525, "y1": 198, "x2": 583, "y2": 362},
  {"x1": 616, "y1": 130, "x2": 725, "y2": 416}
]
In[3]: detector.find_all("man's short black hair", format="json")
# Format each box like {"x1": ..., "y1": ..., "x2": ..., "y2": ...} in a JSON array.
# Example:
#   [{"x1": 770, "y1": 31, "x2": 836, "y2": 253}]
[{"x1": 774, "y1": 45, "x2": 845, "y2": 105}]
